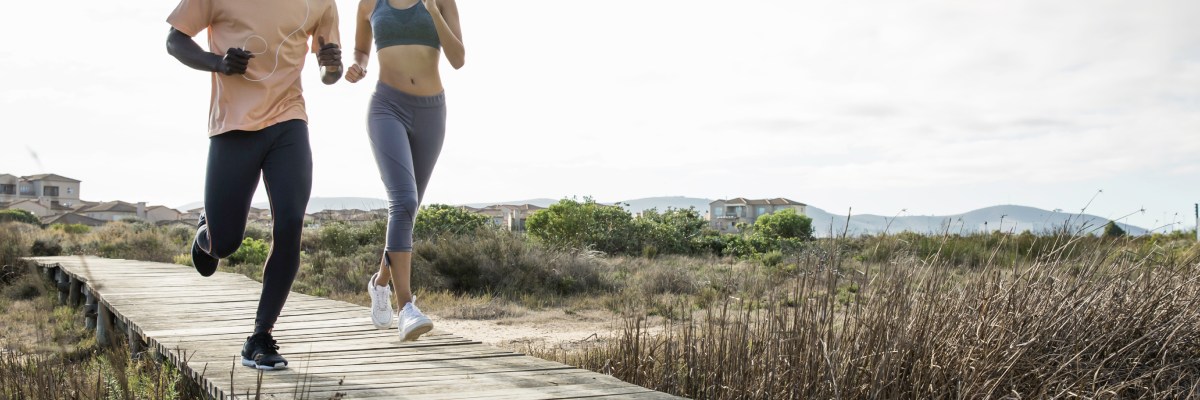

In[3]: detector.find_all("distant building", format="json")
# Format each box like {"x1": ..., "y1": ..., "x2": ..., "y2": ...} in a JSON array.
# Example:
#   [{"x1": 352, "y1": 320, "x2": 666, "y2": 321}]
[
  {"x1": 146, "y1": 205, "x2": 183, "y2": 223},
  {"x1": 0, "y1": 172, "x2": 184, "y2": 226},
  {"x1": 0, "y1": 173, "x2": 85, "y2": 216},
  {"x1": 41, "y1": 213, "x2": 106, "y2": 227},
  {"x1": 709, "y1": 197, "x2": 807, "y2": 233},
  {"x1": 467, "y1": 204, "x2": 544, "y2": 231},
  {"x1": 81, "y1": 200, "x2": 146, "y2": 222},
  {"x1": 4, "y1": 199, "x2": 53, "y2": 217}
]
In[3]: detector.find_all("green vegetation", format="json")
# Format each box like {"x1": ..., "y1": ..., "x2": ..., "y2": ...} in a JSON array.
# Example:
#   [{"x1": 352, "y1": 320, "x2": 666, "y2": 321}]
[
  {"x1": 2, "y1": 201, "x2": 1198, "y2": 399},
  {"x1": 0, "y1": 209, "x2": 39, "y2": 225},
  {"x1": 1103, "y1": 220, "x2": 1127, "y2": 237},
  {"x1": 526, "y1": 198, "x2": 638, "y2": 254},
  {"x1": 413, "y1": 203, "x2": 490, "y2": 238}
]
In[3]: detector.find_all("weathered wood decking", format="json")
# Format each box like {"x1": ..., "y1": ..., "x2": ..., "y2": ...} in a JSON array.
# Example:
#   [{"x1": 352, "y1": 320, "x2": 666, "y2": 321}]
[{"x1": 26, "y1": 256, "x2": 680, "y2": 400}]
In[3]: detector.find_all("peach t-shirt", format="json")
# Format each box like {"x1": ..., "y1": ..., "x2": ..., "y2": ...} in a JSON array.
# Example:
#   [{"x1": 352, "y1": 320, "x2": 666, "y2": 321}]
[{"x1": 168, "y1": 0, "x2": 340, "y2": 137}]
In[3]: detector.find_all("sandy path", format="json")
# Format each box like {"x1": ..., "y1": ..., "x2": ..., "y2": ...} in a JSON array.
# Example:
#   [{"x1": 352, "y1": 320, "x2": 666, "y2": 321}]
[{"x1": 429, "y1": 309, "x2": 626, "y2": 350}]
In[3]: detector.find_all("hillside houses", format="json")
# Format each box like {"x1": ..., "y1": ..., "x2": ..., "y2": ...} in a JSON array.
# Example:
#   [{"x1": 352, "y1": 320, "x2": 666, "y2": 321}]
[
  {"x1": 3, "y1": 172, "x2": 582, "y2": 234},
  {"x1": 0, "y1": 173, "x2": 185, "y2": 227}
]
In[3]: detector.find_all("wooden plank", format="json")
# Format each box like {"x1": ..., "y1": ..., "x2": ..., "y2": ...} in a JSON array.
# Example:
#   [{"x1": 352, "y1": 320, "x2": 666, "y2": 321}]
[{"x1": 23, "y1": 256, "x2": 681, "y2": 400}]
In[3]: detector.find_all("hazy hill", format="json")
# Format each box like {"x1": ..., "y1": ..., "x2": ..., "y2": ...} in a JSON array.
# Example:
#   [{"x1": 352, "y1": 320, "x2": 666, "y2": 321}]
[{"x1": 804, "y1": 204, "x2": 1147, "y2": 237}]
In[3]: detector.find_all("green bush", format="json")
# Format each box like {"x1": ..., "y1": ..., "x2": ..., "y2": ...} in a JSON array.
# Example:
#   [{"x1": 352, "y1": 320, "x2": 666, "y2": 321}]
[
  {"x1": 50, "y1": 223, "x2": 91, "y2": 235},
  {"x1": 414, "y1": 229, "x2": 612, "y2": 296},
  {"x1": 0, "y1": 210, "x2": 39, "y2": 225},
  {"x1": 526, "y1": 198, "x2": 636, "y2": 254},
  {"x1": 632, "y1": 207, "x2": 708, "y2": 256},
  {"x1": 414, "y1": 204, "x2": 490, "y2": 239},
  {"x1": 228, "y1": 237, "x2": 268, "y2": 266},
  {"x1": 1103, "y1": 221, "x2": 1126, "y2": 238},
  {"x1": 752, "y1": 208, "x2": 814, "y2": 240}
]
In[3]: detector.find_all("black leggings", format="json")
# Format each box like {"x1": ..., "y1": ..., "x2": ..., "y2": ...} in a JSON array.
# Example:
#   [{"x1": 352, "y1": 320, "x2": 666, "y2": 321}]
[{"x1": 203, "y1": 119, "x2": 312, "y2": 334}]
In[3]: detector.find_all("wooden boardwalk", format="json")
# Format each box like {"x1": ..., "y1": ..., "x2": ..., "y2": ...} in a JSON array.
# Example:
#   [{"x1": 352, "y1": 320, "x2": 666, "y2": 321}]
[{"x1": 27, "y1": 256, "x2": 681, "y2": 400}]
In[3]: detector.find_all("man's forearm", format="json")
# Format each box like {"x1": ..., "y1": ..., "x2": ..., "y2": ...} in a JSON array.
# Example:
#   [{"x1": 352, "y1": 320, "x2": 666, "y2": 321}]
[{"x1": 166, "y1": 28, "x2": 221, "y2": 73}]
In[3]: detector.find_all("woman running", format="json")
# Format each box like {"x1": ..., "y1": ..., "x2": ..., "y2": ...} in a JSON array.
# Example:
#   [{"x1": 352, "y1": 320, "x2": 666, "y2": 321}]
[{"x1": 345, "y1": 0, "x2": 464, "y2": 341}]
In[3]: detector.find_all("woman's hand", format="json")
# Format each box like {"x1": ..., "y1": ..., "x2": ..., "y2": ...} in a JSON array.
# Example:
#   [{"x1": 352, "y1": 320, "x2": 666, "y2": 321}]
[
  {"x1": 422, "y1": 0, "x2": 439, "y2": 14},
  {"x1": 346, "y1": 63, "x2": 367, "y2": 83}
]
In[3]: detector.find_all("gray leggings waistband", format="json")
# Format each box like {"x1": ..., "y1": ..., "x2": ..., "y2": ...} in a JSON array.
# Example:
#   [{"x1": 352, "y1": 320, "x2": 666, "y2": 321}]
[{"x1": 373, "y1": 81, "x2": 445, "y2": 108}]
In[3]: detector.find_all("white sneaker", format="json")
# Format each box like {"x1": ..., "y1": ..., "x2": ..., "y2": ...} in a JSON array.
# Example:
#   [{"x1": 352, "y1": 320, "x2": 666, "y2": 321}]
[
  {"x1": 367, "y1": 273, "x2": 394, "y2": 329},
  {"x1": 398, "y1": 297, "x2": 433, "y2": 341}
]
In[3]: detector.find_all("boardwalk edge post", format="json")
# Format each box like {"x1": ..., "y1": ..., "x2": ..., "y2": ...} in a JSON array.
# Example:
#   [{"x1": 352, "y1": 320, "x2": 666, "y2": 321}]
[
  {"x1": 68, "y1": 275, "x2": 82, "y2": 307},
  {"x1": 54, "y1": 268, "x2": 69, "y2": 304},
  {"x1": 83, "y1": 286, "x2": 97, "y2": 330},
  {"x1": 96, "y1": 301, "x2": 115, "y2": 348}
]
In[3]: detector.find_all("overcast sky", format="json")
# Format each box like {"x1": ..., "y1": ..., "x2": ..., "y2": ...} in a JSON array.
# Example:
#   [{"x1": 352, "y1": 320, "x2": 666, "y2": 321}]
[{"x1": 2, "y1": 0, "x2": 1197, "y2": 231}]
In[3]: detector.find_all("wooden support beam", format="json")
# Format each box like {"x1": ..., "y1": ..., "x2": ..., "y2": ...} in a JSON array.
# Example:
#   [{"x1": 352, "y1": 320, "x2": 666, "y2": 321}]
[
  {"x1": 96, "y1": 303, "x2": 115, "y2": 348},
  {"x1": 84, "y1": 287, "x2": 96, "y2": 330},
  {"x1": 54, "y1": 269, "x2": 68, "y2": 304},
  {"x1": 68, "y1": 276, "x2": 82, "y2": 307},
  {"x1": 128, "y1": 325, "x2": 145, "y2": 357}
]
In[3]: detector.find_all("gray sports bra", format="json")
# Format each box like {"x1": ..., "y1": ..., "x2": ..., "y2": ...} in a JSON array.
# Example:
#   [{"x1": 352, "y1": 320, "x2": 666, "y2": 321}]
[{"x1": 372, "y1": 0, "x2": 441, "y2": 50}]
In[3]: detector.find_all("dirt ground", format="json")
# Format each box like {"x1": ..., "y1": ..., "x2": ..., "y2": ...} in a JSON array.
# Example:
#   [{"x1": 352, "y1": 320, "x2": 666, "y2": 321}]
[{"x1": 430, "y1": 308, "x2": 624, "y2": 351}]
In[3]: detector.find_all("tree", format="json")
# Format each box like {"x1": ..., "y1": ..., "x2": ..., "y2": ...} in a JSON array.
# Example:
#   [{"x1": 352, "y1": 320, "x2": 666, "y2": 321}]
[
  {"x1": 633, "y1": 207, "x2": 708, "y2": 255},
  {"x1": 526, "y1": 198, "x2": 636, "y2": 254},
  {"x1": 752, "y1": 208, "x2": 814, "y2": 241},
  {"x1": 1103, "y1": 221, "x2": 1126, "y2": 238},
  {"x1": 414, "y1": 204, "x2": 491, "y2": 239}
]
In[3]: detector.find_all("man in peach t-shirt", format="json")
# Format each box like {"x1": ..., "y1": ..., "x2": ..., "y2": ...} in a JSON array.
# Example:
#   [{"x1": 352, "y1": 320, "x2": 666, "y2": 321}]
[{"x1": 165, "y1": 0, "x2": 342, "y2": 371}]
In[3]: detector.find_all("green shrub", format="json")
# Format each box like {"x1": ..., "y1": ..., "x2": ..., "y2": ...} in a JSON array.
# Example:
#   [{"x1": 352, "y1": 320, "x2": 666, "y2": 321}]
[
  {"x1": 228, "y1": 237, "x2": 268, "y2": 266},
  {"x1": 526, "y1": 198, "x2": 637, "y2": 254},
  {"x1": 752, "y1": 208, "x2": 814, "y2": 240},
  {"x1": 414, "y1": 229, "x2": 612, "y2": 296},
  {"x1": 632, "y1": 207, "x2": 709, "y2": 256},
  {"x1": 50, "y1": 223, "x2": 91, "y2": 235},
  {"x1": 0, "y1": 210, "x2": 39, "y2": 225},
  {"x1": 414, "y1": 204, "x2": 490, "y2": 239}
]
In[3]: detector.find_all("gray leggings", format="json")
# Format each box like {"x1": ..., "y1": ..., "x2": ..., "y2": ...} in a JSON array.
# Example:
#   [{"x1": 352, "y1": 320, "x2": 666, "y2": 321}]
[{"x1": 368, "y1": 81, "x2": 446, "y2": 252}]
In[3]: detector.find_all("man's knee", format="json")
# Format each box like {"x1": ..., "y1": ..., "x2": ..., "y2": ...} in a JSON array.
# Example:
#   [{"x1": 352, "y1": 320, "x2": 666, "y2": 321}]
[
  {"x1": 211, "y1": 235, "x2": 244, "y2": 258},
  {"x1": 273, "y1": 213, "x2": 306, "y2": 237}
]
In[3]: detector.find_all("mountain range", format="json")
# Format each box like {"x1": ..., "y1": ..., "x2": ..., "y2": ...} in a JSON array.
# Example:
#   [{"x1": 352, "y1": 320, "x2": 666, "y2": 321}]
[{"x1": 179, "y1": 196, "x2": 1148, "y2": 236}]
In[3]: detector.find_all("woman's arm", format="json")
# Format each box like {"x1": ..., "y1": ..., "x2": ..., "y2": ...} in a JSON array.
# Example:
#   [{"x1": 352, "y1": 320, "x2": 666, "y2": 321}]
[
  {"x1": 346, "y1": 0, "x2": 375, "y2": 83},
  {"x1": 166, "y1": 28, "x2": 253, "y2": 75},
  {"x1": 425, "y1": 0, "x2": 465, "y2": 69}
]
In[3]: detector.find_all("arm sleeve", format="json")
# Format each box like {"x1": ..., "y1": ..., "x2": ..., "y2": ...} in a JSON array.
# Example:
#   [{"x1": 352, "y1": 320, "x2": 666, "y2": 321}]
[
  {"x1": 310, "y1": 0, "x2": 341, "y2": 53},
  {"x1": 166, "y1": 0, "x2": 213, "y2": 37}
]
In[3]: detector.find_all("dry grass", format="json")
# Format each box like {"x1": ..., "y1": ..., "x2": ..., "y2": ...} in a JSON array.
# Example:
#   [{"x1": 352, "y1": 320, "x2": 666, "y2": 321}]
[
  {"x1": 0, "y1": 262, "x2": 204, "y2": 400},
  {"x1": 533, "y1": 235, "x2": 1200, "y2": 399}
]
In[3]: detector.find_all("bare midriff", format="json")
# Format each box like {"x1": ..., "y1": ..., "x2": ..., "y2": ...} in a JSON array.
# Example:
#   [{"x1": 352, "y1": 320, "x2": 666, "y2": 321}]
[{"x1": 377, "y1": 45, "x2": 443, "y2": 96}]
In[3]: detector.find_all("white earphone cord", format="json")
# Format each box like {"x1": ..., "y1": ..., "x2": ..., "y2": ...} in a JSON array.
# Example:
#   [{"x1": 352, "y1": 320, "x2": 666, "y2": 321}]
[{"x1": 240, "y1": 0, "x2": 311, "y2": 82}]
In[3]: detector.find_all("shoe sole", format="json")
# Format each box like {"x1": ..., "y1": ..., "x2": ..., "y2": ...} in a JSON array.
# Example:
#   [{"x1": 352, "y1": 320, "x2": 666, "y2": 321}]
[
  {"x1": 241, "y1": 357, "x2": 287, "y2": 371},
  {"x1": 401, "y1": 321, "x2": 433, "y2": 341}
]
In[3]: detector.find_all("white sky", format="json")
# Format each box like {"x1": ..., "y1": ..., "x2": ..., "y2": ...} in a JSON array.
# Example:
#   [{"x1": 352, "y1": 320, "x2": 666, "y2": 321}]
[{"x1": 1, "y1": 0, "x2": 1197, "y2": 231}]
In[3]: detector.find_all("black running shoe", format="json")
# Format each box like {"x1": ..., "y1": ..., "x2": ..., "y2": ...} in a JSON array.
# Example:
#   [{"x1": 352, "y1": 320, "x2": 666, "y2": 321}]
[
  {"x1": 191, "y1": 212, "x2": 219, "y2": 277},
  {"x1": 241, "y1": 332, "x2": 288, "y2": 370}
]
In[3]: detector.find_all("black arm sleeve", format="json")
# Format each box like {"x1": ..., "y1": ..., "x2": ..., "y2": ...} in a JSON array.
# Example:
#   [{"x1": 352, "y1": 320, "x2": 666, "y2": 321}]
[{"x1": 166, "y1": 28, "x2": 222, "y2": 73}]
